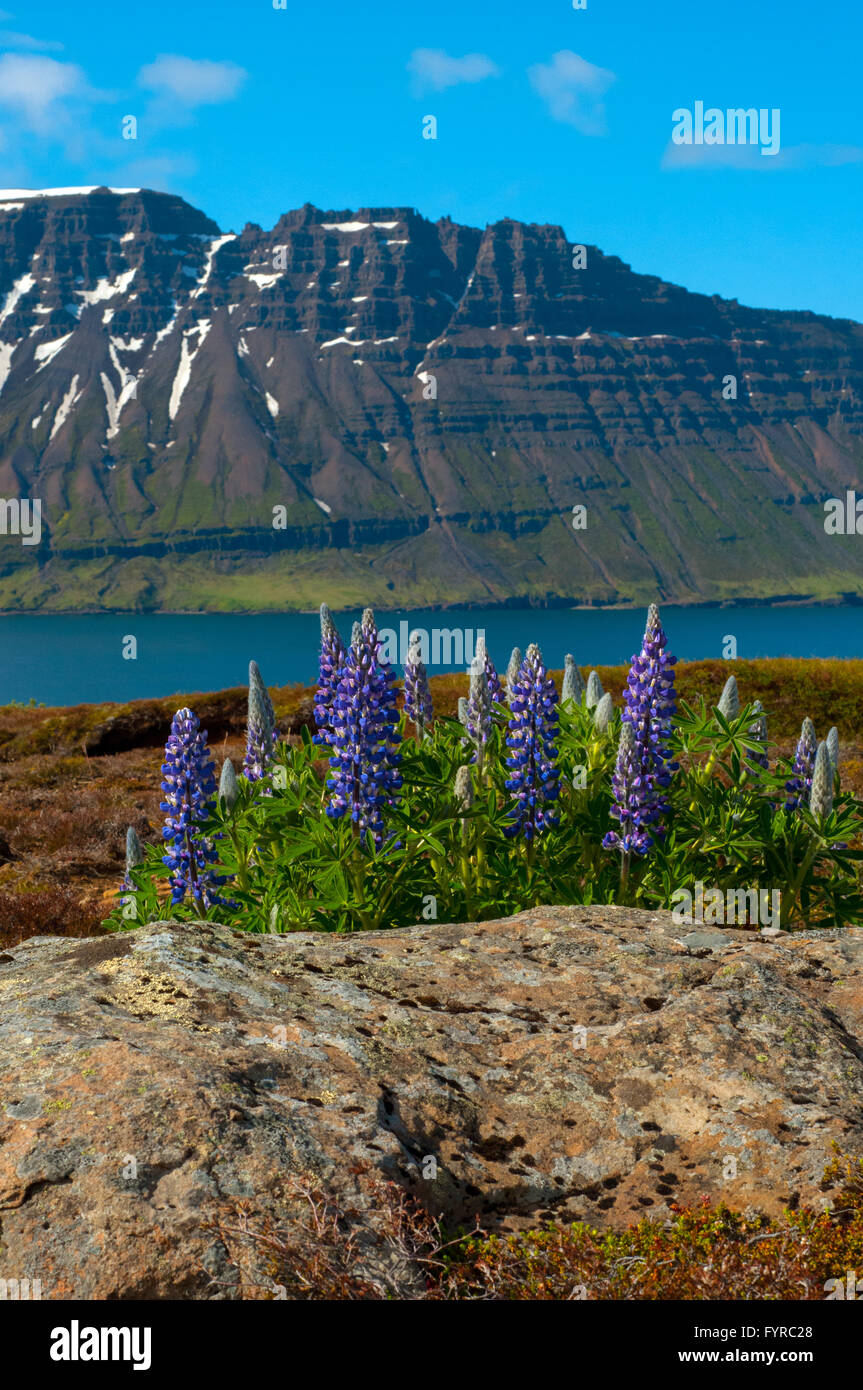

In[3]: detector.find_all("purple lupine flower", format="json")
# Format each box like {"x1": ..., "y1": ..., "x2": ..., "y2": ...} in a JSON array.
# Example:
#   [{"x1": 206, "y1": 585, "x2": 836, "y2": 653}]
[
  {"x1": 474, "y1": 635, "x2": 504, "y2": 704},
  {"x1": 160, "y1": 706, "x2": 229, "y2": 908},
  {"x1": 785, "y1": 717, "x2": 816, "y2": 810},
  {"x1": 403, "y1": 631, "x2": 433, "y2": 737},
  {"x1": 746, "y1": 699, "x2": 769, "y2": 773},
  {"x1": 325, "y1": 607, "x2": 402, "y2": 848},
  {"x1": 602, "y1": 721, "x2": 654, "y2": 858},
  {"x1": 619, "y1": 603, "x2": 678, "y2": 841},
  {"x1": 503, "y1": 643, "x2": 560, "y2": 840},
  {"x1": 314, "y1": 603, "x2": 346, "y2": 747},
  {"x1": 243, "y1": 660, "x2": 277, "y2": 782}
]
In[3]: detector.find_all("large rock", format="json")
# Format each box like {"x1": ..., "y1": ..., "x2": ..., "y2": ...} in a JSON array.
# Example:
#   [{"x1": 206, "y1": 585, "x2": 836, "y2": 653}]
[{"x1": 1, "y1": 906, "x2": 861, "y2": 1299}]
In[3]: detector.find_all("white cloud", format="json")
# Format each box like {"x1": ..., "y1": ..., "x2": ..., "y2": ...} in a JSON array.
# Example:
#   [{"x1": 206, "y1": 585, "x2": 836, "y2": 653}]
[
  {"x1": 0, "y1": 54, "x2": 100, "y2": 133},
  {"x1": 661, "y1": 140, "x2": 863, "y2": 171},
  {"x1": 0, "y1": 30, "x2": 64, "y2": 52},
  {"x1": 528, "y1": 50, "x2": 615, "y2": 136},
  {"x1": 137, "y1": 54, "x2": 247, "y2": 107},
  {"x1": 407, "y1": 48, "x2": 499, "y2": 94}
]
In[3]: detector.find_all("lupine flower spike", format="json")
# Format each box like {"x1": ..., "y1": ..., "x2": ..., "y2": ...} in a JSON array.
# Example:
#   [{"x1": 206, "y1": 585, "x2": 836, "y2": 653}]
[
  {"x1": 474, "y1": 635, "x2": 504, "y2": 704},
  {"x1": 615, "y1": 603, "x2": 678, "y2": 846},
  {"x1": 325, "y1": 608, "x2": 402, "y2": 848},
  {"x1": 243, "y1": 660, "x2": 277, "y2": 782},
  {"x1": 505, "y1": 648, "x2": 522, "y2": 706},
  {"x1": 314, "y1": 604, "x2": 346, "y2": 747},
  {"x1": 603, "y1": 721, "x2": 654, "y2": 875},
  {"x1": 561, "y1": 654, "x2": 585, "y2": 706},
  {"x1": 785, "y1": 718, "x2": 816, "y2": 811},
  {"x1": 160, "y1": 707, "x2": 229, "y2": 909},
  {"x1": 809, "y1": 742, "x2": 834, "y2": 819},
  {"x1": 717, "y1": 675, "x2": 740, "y2": 721},
  {"x1": 403, "y1": 632, "x2": 433, "y2": 738},
  {"x1": 585, "y1": 670, "x2": 604, "y2": 710},
  {"x1": 504, "y1": 644, "x2": 560, "y2": 841}
]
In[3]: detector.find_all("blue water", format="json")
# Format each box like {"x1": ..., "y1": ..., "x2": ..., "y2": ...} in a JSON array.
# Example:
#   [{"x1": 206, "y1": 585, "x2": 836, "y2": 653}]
[{"x1": 1, "y1": 606, "x2": 862, "y2": 707}]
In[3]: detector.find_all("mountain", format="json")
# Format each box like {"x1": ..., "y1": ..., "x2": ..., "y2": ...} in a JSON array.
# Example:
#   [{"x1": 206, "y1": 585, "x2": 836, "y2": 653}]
[{"x1": 0, "y1": 186, "x2": 861, "y2": 612}]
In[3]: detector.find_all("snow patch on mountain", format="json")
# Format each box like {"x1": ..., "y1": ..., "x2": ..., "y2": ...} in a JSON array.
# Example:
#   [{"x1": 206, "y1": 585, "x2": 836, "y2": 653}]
[
  {"x1": 0, "y1": 341, "x2": 16, "y2": 396},
  {"x1": 0, "y1": 273, "x2": 36, "y2": 327},
  {"x1": 76, "y1": 268, "x2": 137, "y2": 307},
  {"x1": 192, "y1": 234, "x2": 236, "y2": 299},
  {"x1": 0, "y1": 187, "x2": 141, "y2": 199},
  {"x1": 168, "y1": 320, "x2": 211, "y2": 420},
  {"x1": 50, "y1": 374, "x2": 81, "y2": 440},
  {"x1": 34, "y1": 333, "x2": 73, "y2": 370}
]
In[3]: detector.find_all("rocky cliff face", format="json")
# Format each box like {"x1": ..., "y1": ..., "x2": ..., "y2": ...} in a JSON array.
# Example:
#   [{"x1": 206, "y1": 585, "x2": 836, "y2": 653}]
[
  {"x1": 0, "y1": 906, "x2": 860, "y2": 1298},
  {"x1": 0, "y1": 187, "x2": 861, "y2": 610}
]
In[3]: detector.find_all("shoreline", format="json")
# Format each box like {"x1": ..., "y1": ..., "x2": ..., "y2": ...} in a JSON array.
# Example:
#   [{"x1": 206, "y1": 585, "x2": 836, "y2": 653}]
[{"x1": 2, "y1": 595, "x2": 863, "y2": 618}]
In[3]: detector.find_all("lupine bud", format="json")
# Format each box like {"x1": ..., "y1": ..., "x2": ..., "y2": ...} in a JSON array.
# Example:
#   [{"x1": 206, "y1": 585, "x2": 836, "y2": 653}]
[
  {"x1": 717, "y1": 675, "x2": 740, "y2": 720},
  {"x1": 504, "y1": 644, "x2": 560, "y2": 840},
  {"x1": 505, "y1": 648, "x2": 522, "y2": 706},
  {"x1": 122, "y1": 825, "x2": 144, "y2": 890},
  {"x1": 403, "y1": 632, "x2": 433, "y2": 736},
  {"x1": 474, "y1": 635, "x2": 504, "y2": 703},
  {"x1": 160, "y1": 707, "x2": 230, "y2": 908},
  {"x1": 585, "y1": 671, "x2": 604, "y2": 709},
  {"x1": 826, "y1": 726, "x2": 839, "y2": 780},
  {"x1": 125, "y1": 825, "x2": 143, "y2": 875},
  {"x1": 593, "y1": 692, "x2": 613, "y2": 733},
  {"x1": 454, "y1": 763, "x2": 474, "y2": 812},
  {"x1": 244, "y1": 660, "x2": 277, "y2": 782},
  {"x1": 785, "y1": 718, "x2": 816, "y2": 811},
  {"x1": 809, "y1": 741, "x2": 834, "y2": 818},
  {"x1": 457, "y1": 696, "x2": 469, "y2": 726},
  {"x1": 561, "y1": 654, "x2": 585, "y2": 706},
  {"x1": 219, "y1": 757, "x2": 239, "y2": 811}
]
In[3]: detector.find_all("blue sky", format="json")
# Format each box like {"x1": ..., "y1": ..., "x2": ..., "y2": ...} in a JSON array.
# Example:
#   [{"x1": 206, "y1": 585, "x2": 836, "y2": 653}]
[{"x1": 1, "y1": 0, "x2": 861, "y2": 320}]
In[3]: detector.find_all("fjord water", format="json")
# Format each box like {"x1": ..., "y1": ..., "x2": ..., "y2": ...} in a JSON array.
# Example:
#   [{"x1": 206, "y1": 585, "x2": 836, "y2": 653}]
[{"x1": 2, "y1": 606, "x2": 863, "y2": 707}]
